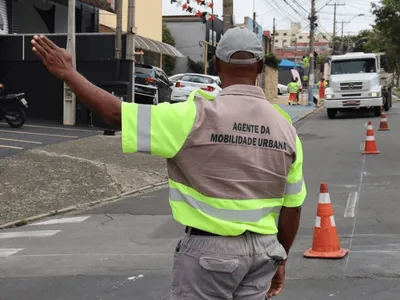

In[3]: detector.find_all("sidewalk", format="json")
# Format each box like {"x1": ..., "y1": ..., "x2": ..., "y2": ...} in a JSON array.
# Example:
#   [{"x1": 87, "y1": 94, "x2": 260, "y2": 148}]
[{"x1": 270, "y1": 91, "x2": 320, "y2": 124}]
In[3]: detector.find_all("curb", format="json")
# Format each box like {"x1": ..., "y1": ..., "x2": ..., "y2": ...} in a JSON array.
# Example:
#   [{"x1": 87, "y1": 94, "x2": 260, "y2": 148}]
[
  {"x1": 0, "y1": 181, "x2": 169, "y2": 230},
  {"x1": 293, "y1": 105, "x2": 324, "y2": 125}
]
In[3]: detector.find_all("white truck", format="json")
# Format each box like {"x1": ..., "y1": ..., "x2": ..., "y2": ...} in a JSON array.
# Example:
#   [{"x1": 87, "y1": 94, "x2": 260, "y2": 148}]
[{"x1": 324, "y1": 52, "x2": 394, "y2": 119}]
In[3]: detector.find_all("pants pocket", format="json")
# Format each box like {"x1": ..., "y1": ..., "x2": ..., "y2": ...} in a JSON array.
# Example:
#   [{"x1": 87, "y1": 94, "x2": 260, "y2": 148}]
[{"x1": 199, "y1": 254, "x2": 240, "y2": 299}]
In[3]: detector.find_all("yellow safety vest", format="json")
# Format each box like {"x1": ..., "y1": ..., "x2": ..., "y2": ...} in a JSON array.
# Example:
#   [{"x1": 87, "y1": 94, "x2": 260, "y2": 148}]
[{"x1": 121, "y1": 90, "x2": 306, "y2": 236}]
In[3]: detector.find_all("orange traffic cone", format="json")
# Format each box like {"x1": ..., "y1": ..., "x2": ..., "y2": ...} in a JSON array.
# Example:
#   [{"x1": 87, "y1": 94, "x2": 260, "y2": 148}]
[
  {"x1": 362, "y1": 121, "x2": 380, "y2": 155},
  {"x1": 378, "y1": 110, "x2": 390, "y2": 131},
  {"x1": 304, "y1": 183, "x2": 349, "y2": 259}
]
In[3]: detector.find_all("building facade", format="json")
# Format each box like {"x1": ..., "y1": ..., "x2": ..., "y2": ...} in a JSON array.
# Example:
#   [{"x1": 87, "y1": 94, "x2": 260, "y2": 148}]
[
  {"x1": 1, "y1": 0, "x2": 99, "y2": 34},
  {"x1": 99, "y1": 0, "x2": 183, "y2": 68},
  {"x1": 274, "y1": 22, "x2": 332, "y2": 49},
  {"x1": 163, "y1": 15, "x2": 223, "y2": 75},
  {"x1": 235, "y1": 16, "x2": 263, "y2": 45}
]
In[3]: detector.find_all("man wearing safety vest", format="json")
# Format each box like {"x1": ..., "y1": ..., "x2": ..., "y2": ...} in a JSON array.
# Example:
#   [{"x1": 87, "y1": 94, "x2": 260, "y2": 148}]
[
  {"x1": 31, "y1": 27, "x2": 306, "y2": 300},
  {"x1": 316, "y1": 78, "x2": 328, "y2": 107},
  {"x1": 287, "y1": 78, "x2": 300, "y2": 105}
]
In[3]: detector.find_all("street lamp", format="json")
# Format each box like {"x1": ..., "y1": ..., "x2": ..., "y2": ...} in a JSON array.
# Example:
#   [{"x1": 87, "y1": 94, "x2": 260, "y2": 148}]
[{"x1": 339, "y1": 14, "x2": 365, "y2": 53}]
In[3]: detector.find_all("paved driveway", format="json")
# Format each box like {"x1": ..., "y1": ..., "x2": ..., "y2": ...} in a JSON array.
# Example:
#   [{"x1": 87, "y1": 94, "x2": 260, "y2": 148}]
[{"x1": 0, "y1": 122, "x2": 102, "y2": 159}]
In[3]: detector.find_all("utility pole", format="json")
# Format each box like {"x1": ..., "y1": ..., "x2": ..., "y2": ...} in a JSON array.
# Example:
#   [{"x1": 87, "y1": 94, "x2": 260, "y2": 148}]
[
  {"x1": 223, "y1": 0, "x2": 234, "y2": 33},
  {"x1": 253, "y1": 0, "x2": 256, "y2": 33},
  {"x1": 126, "y1": 0, "x2": 136, "y2": 102},
  {"x1": 272, "y1": 17, "x2": 276, "y2": 53},
  {"x1": 115, "y1": 0, "x2": 123, "y2": 80},
  {"x1": 327, "y1": 3, "x2": 345, "y2": 53},
  {"x1": 308, "y1": 0, "x2": 316, "y2": 106},
  {"x1": 63, "y1": 0, "x2": 76, "y2": 125},
  {"x1": 203, "y1": 41, "x2": 209, "y2": 75}
]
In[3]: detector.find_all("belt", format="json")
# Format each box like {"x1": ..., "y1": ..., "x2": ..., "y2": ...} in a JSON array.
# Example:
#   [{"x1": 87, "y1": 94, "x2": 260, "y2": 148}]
[
  {"x1": 185, "y1": 226, "x2": 218, "y2": 236},
  {"x1": 185, "y1": 226, "x2": 248, "y2": 236}
]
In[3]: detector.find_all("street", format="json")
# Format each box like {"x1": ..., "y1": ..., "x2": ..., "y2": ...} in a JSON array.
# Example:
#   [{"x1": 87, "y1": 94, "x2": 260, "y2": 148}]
[
  {"x1": 1, "y1": 103, "x2": 400, "y2": 299},
  {"x1": 0, "y1": 122, "x2": 101, "y2": 159}
]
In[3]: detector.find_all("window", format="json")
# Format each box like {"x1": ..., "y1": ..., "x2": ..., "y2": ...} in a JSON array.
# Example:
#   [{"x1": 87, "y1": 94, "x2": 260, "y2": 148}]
[
  {"x1": 283, "y1": 33, "x2": 287, "y2": 36},
  {"x1": 307, "y1": 36, "x2": 310, "y2": 39},
  {"x1": 181, "y1": 75, "x2": 214, "y2": 84},
  {"x1": 275, "y1": 32, "x2": 279, "y2": 36},
  {"x1": 283, "y1": 39, "x2": 287, "y2": 43},
  {"x1": 323, "y1": 35, "x2": 327, "y2": 39},
  {"x1": 135, "y1": 66, "x2": 153, "y2": 75},
  {"x1": 275, "y1": 40, "x2": 279, "y2": 43},
  {"x1": 299, "y1": 36, "x2": 303, "y2": 39},
  {"x1": 331, "y1": 59, "x2": 377, "y2": 75}
]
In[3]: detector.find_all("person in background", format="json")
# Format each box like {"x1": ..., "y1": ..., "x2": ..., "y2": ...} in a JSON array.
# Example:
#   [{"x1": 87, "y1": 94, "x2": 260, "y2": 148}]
[
  {"x1": 287, "y1": 78, "x2": 299, "y2": 106},
  {"x1": 295, "y1": 77, "x2": 302, "y2": 105},
  {"x1": 316, "y1": 78, "x2": 328, "y2": 107}
]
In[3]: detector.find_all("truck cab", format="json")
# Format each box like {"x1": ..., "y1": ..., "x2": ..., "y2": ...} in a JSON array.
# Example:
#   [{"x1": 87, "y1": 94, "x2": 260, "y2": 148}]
[{"x1": 324, "y1": 52, "x2": 393, "y2": 119}]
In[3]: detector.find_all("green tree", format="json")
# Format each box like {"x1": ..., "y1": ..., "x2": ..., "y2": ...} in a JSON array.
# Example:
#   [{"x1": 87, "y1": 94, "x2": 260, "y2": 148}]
[
  {"x1": 264, "y1": 53, "x2": 280, "y2": 69},
  {"x1": 370, "y1": 0, "x2": 400, "y2": 83},
  {"x1": 162, "y1": 23, "x2": 176, "y2": 76}
]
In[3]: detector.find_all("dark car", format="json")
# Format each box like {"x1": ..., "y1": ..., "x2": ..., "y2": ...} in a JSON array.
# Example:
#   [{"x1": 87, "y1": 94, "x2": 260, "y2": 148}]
[{"x1": 134, "y1": 64, "x2": 173, "y2": 105}]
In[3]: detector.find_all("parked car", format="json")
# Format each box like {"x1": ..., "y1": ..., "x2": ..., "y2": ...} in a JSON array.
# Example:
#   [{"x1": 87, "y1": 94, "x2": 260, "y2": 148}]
[
  {"x1": 134, "y1": 64, "x2": 173, "y2": 104},
  {"x1": 171, "y1": 73, "x2": 222, "y2": 102},
  {"x1": 278, "y1": 83, "x2": 288, "y2": 95},
  {"x1": 168, "y1": 73, "x2": 185, "y2": 84}
]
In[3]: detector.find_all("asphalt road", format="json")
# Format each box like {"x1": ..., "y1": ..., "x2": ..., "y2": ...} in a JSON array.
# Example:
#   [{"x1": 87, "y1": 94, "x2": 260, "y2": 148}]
[
  {"x1": 1, "y1": 104, "x2": 400, "y2": 299},
  {"x1": 0, "y1": 122, "x2": 102, "y2": 158}
]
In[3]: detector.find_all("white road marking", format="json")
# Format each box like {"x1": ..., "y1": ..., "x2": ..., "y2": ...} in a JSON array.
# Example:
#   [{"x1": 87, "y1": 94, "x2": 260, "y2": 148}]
[
  {"x1": 0, "y1": 230, "x2": 61, "y2": 239},
  {"x1": 28, "y1": 216, "x2": 91, "y2": 226},
  {"x1": 0, "y1": 248, "x2": 24, "y2": 257},
  {"x1": 0, "y1": 129, "x2": 78, "y2": 138},
  {"x1": 344, "y1": 191, "x2": 358, "y2": 218},
  {"x1": 344, "y1": 155, "x2": 366, "y2": 275},
  {"x1": 127, "y1": 274, "x2": 144, "y2": 281},
  {"x1": 0, "y1": 137, "x2": 42, "y2": 144},
  {"x1": 0, "y1": 144, "x2": 24, "y2": 150},
  {"x1": 0, "y1": 123, "x2": 102, "y2": 133}
]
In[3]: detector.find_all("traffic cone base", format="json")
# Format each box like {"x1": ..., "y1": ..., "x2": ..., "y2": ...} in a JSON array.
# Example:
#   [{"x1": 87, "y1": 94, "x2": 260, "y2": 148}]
[
  {"x1": 304, "y1": 183, "x2": 348, "y2": 259},
  {"x1": 304, "y1": 248, "x2": 349, "y2": 259},
  {"x1": 362, "y1": 149, "x2": 380, "y2": 155}
]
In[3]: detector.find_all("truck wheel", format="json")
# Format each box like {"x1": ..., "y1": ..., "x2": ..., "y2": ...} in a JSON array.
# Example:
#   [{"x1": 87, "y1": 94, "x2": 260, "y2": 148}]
[
  {"x1": 374, "y1": 106, "x2": 381, "y2": 117},
  {"x1": 327, "y1": 109, "x2": 337, "y2": 119}
]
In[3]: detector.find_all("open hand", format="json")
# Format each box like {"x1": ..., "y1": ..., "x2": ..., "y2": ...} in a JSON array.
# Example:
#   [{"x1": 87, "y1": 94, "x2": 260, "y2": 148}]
[
  {"x1": 31, "y1": 35, "x2": 74, "y2": 80},
  {"x1": 267, "y1": 264, "x2": 285, "y2": 298}
]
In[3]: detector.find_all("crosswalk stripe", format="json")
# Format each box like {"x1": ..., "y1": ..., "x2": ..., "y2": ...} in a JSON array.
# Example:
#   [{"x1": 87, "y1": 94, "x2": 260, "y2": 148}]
[
  {"x1": 0, "y1": 230, "x2": 61, "y2": 239},
  {"x1": 0, "y1": 248, "x2": 24, "y2": 257},
  {"x1": 28, "y1": 216, "x2": 91, "y2": 226}
]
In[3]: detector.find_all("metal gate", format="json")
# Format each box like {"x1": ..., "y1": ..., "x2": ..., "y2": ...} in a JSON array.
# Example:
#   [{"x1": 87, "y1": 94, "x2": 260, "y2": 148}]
[{"x1": 0, "y1": 0, "x2": 8, "y2": 34}]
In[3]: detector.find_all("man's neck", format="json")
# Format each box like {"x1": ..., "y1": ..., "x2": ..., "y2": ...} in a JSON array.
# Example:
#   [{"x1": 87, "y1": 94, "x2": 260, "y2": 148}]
[{"x1": 222, "y1": 80, "x2": 257, "y2": 89}]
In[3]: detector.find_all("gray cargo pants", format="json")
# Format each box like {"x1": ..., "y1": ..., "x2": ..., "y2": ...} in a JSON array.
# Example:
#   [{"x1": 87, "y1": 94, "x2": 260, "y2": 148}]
[{"x1": 163, "y1": 231, "x2": 287, "y2": 300}]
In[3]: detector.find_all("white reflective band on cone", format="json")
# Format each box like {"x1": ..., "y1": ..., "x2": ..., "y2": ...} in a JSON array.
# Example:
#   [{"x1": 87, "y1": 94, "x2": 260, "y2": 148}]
[
  {"x1": 381, "y1": 118, "x2": 387, "y2": 122},
  {"x1": 315, "y1": 216, "x2": 321, "y2": 228},
  {"x1": 367, "y1": 125, "x2": 373, "y2": 130},
  {"x1": 366, "y1": 136, "x2": 375, "y2": 141},
  {"x1": 318, "y1": 193, "x2": 331, "y2": 204},
  {"x1": 330, "y1": 215, "x2": 336, "y2": 227}
]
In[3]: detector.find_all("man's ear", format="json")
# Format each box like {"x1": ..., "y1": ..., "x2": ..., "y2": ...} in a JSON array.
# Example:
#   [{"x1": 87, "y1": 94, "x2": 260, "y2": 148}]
[
  {"x1": 257, "y1": 60, "x2": 264, "y2": 74},
  {"x1": 214, "y1": 56, "x2": 219, "y2": 74}
]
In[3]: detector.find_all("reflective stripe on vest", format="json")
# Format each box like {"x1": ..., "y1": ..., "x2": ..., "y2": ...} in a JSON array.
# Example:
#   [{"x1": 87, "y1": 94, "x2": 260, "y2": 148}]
[
  {"x1": 137, "y1": 105, "x2": 151, "y2": 153},
  {"x1": 285, "y1": 176, "x2": 304, "y2": 195},
  {"x1": 170, "y1": 187, "x2": 282, "y2": 223}
]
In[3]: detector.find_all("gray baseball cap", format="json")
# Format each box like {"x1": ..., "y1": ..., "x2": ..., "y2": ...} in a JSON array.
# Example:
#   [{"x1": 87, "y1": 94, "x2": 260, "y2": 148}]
[{"x1": 216, "y1": 26, "x2": 264, "y2": 65}]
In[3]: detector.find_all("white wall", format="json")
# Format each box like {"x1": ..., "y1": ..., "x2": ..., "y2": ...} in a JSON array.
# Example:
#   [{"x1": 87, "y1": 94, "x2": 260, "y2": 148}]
[{"x1": 165, "y1": 21, "x2": 205, "y2": 74}]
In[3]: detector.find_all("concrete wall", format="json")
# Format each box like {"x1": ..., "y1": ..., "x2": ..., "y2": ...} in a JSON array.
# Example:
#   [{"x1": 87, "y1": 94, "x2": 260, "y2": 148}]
[
  {"x1": 99, "y1": 0, "x2": 162, "y2": 41},
  {"x1": 264, "y1": 66, "x2": 278, "y2": 101},
  {"x1": 166, "y1": 21, "x2": 204, "y2": 74}
]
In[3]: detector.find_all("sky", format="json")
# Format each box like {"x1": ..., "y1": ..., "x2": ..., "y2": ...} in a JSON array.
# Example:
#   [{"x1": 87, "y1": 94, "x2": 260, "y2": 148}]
[{"x1": 162, "y1": 0, "x2": 379, "y2": 36}]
